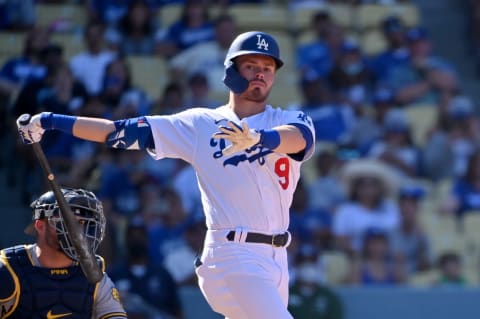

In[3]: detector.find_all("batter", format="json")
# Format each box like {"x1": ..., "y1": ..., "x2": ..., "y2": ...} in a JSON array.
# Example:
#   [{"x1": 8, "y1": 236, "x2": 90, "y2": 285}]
[{"x1": 17, "y1": 31, "x2": 316, "y2": 319}]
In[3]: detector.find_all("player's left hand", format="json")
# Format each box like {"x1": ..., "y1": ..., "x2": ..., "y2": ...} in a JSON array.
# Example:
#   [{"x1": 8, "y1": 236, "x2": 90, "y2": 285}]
[
  {"x1": 213, "y1": 121, "x2": 260, "y2": 156},
  {"x1": 16, "y1": 113, "x2": 45, "y2": 144}
]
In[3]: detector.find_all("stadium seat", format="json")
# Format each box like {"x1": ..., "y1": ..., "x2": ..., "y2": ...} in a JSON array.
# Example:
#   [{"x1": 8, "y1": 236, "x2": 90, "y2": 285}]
[
  {"x1": 408, "y1": 269, "x2": 439, "y2": 287},
  {"x1": 434, "y1": 178, "x2": 453, "y2": 201},
  {"x1": 403, "y1": 103, "x2": 437, "y2": 147},
  {"x1": 35, "y1": 4, "x2": 87, "y2": 31},
  {"x1": 225, "y1": 4, "x2": 289, "y2": 33},
  {"x1": 290, "y1": 3, "x2": 354, "y2": 33},
  {"x1": 355, "y1": 4, "x2": 421, "y2": 31},
  {"x1": 321, "y1": 251, "x2": 351, "y2": 285},
  {"x1": 359, "y1": 28, "x2": 387, "y2": 56},
  {"x1": 51, "y1": 33, "x2": 85, "y2": 60},
  {"x1": 462, "y1": 212, "x2": 480, "y2": 240},
  {"x1": 269, "y1": 77, "x2": 302, "y2": 108},
  {"x1": 0, "y1": 32, "x2": 26, "y2": 59},
  {"x1": 127, "y1": 55, "x2": 168, "y2": 100},
  {"x1": 269, "y1": 60, "x2": 302, "y2": 108},
  {"x1": 157, "y1": 2, "x2": 183, "y2": 28},
  {"x1": 268, "y1": 31, "x2": 294, "y2": 62},
  {"x1": 297, "y1": 29, "x2": 359, "y2": 47},
  {"x1": 461, "y1": 213, "x2": 480, "y2": 268},
  {"x1": 422, "y1": 215, "x2": 465, "y2": 262},
  {"x1": 464, "y1": 265, "x2": 480, "y2": 285}
]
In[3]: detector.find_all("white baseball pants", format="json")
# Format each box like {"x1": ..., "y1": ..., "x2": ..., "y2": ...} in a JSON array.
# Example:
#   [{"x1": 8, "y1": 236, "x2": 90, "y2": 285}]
[{"x1": 196, "y1": 229, "x2": 293, "y2": 319}]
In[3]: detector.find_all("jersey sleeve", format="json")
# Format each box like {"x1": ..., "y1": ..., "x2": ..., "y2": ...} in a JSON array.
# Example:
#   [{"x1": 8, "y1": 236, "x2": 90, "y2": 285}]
[
  {"x1": 0, "y1": 250, "x2": 19, "y2": 318},
  {"x1": 93, "y1": 275, "x2": 127, "y2": 319},
  {"x1": 145, "y1": 109, "x2": 199, "y2": 163},
  {"x1": 282, "y1": 110, "x2": 316, "y2": 161}
]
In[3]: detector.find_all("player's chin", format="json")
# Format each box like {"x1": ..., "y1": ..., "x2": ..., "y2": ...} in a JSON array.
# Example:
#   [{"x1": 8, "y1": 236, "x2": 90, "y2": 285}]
[{"x1": 245, "y1": 87, "x2": 270, "y2": 102}]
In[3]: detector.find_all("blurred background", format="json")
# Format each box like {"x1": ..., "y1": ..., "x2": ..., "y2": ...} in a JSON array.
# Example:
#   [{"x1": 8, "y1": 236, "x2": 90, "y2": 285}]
[{"x1": 1, "y1": 0, "x2": 480, "y2": 318}]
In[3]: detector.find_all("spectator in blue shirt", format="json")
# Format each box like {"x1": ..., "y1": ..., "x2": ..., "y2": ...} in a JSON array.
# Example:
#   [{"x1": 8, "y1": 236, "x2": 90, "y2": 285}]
[
  {"x1": 328, "y1": 38, "x2": 374, "y2": 107},
  {"x1": 386, "y1": 26, "x2": 459, "y2": 106},
  {"x1": 296, "y1": 10, "x2": 334, "y2": 80},
  {"x1": 290, "y1": 178, "x2": 333, "y2": 250},
  {"x1": 390, "y1": 184, "x2": 432, "y2": 275},
  {"x1": 5, "y1": 38, "x2": 62, "y2": 206},
  {"x1": 10, "y1": 44, "x2": 66, "y2": 118},
  {"x1": 445, "y1": 149, "x2": 480, "y2": 217},
  {"x1": 296, "y1": 73, "x2": 356, "y2": 143},
  {"x1": 109, "y1": 216, "x2": 184, "y2": 319},
  {"x1": 368, "y1": 109, "x2": 421, "y2": 178},
  {"x1": 307, "y1": 143, "x2": 346, "y2": 215},
  {"x1": 87, "y1": 0, "x2": 131, "y2": 28},
  {"x1": 369, "y1": 15, "x2": 410, "y2": 84},
  {"x1": 100, "y1": 57, "x2": 151, "y2": 119},
  {"x1": 156, "y1": 0, "x2": 215, "y2": 58},
  {"x1": 142, "y1": 186, "x2": 192, "y2": 265},
  {"x1": 107, "y1": 0, "x2": 159, "y2": 56},
  {"x1": 423, "y1": 95, "x2": 480, "y2": 181},
  {"x1": 0, "y1": 26, "x2": 51, "y2": 98},
  {"x1": 0, "y1": 0, "x2": 35, "y2": 30},
  {"x1": 350, "y1": 228, "x2": 405, "y2": 285},
  {"x1": 349, "y1": 86, "x2": 397, "y2": 153}
]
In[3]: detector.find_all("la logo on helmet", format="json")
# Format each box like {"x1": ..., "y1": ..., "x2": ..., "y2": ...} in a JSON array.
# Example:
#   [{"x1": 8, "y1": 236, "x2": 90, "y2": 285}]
[{"x1": 256, "y1": 34, "x2": 269, "y2": 51}]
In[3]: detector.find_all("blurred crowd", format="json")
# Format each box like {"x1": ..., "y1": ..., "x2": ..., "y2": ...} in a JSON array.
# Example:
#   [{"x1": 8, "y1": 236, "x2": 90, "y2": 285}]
[{"x1": 1, "y1": 0, "x2": 480, "y2": 318}]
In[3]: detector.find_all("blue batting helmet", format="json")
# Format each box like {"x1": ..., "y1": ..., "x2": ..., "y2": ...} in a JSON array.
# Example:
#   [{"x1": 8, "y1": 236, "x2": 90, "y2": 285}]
[{"x1": 223, "y1": 31, "x2": 284, "y2": 94}]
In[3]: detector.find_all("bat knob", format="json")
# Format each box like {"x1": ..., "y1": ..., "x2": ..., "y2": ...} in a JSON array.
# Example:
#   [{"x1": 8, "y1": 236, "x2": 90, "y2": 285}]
[{"x1": 18, "y1": 113, "x2": 32, "y2": 126}]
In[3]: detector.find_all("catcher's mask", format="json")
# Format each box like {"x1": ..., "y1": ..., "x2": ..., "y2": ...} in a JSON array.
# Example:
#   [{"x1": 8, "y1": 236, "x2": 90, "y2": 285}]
[
  {"x1": 27, "y1": 188, "x2": 106, "y2": 261},
  {"x1": 223, "y1": 31, "x2": 283, "y2": 94}
]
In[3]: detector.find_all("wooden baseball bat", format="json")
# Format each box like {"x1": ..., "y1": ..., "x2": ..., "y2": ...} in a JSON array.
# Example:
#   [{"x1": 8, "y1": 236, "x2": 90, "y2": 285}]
[{"x1": 18, "y1": 113, "x2": 103, "y2": 284}]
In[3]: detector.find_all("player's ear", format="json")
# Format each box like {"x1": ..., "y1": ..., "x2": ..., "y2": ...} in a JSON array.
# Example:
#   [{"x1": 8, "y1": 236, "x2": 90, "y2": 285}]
[{"x1": 34, "y1": 219, "x2": 47, "y2": 234}]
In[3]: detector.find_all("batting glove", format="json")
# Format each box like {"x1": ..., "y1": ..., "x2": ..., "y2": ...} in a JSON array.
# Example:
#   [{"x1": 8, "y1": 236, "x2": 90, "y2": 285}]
[
  {"x1": 213, "y1": 121, "x2": 260, "y2": 156},
  {"x1": 16, "y1": 113, "x2": 45, "y2": 144}
]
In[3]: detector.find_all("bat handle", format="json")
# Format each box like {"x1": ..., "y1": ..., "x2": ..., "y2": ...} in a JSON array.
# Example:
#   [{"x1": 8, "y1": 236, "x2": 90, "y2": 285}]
[{"x1": 18, "y1": 113, "x2": 32, "y2": 126}]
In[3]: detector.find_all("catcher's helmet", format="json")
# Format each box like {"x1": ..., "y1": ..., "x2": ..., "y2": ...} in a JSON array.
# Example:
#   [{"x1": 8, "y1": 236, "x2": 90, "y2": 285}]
[
  {"x1": 223, "y1": 31, "x2": 283, "y2": 94},
  {"x1": 28, "y1": 188, "x2": 106, "y2": 261}
]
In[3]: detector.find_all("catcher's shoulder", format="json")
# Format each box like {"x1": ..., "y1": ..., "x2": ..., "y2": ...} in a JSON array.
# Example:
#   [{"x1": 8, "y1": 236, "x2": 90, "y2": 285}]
[{"x1": 0, "y1": 248, "x2": 18, "y2": 299}]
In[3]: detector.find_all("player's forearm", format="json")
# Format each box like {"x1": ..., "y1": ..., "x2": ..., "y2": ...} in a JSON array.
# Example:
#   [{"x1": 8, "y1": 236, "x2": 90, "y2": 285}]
[
  {"x1": 73, "y1": 117, "x2": 116, "y2": 143},
  {"x1": 274, "y1": 125, "x2": 306, "y2": 154},
  {"x1": 40, "y1": 112, "x2": 115, "y2": 143}
]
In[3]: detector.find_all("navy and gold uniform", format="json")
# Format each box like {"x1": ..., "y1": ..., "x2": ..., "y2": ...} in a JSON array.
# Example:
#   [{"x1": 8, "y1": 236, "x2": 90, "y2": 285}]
[{"x1": 0, "y1": 245, "x2": 127, "y2": 319}]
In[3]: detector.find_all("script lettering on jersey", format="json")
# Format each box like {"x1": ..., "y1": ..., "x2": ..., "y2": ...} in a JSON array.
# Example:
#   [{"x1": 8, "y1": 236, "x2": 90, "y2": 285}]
[
  {"x1": 211, "y1": 137, "x2": 273, "y2": 166},
  {"x1": 223, "y1": 146, "x2": 273, "y2": 167},
  {"x1": 297, "y1": 112, "x2": 312, "y2": 126},
  {"x1": 211, "y1": 137, "x2": 227, "y2": 159},
  {"x1": 256, "y1": 34, "x2": 269, "y2": 51}
]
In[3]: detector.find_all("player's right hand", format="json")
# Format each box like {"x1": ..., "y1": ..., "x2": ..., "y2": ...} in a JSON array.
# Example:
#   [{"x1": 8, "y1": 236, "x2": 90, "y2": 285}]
[
  {"x1": 213, "y1": 121, "x2": 261, "y2": 156},
  {"x1": 16, "y1": 113, "x2": 45, "y2": 144}
]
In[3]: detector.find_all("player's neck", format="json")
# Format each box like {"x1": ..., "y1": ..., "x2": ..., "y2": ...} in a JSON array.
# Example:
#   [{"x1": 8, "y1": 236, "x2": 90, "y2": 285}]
[
  {"x1": 36, "y1": 244, "x2": 74, "y2": 268},
  {"x1": 228, "y1": 95, "x2": 267, "y2": 119}
]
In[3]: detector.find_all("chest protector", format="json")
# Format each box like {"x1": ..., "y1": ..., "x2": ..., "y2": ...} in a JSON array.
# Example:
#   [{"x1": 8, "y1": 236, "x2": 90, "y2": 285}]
[{"x1": 2, "y1": 245, "x2": 98, "y2": 319}]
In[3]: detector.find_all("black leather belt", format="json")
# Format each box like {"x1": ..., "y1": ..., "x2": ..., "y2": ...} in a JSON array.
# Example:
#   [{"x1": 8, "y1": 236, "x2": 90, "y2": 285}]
[{"x1": 226, "y1": 231, "x2": 289, "y2": 247}]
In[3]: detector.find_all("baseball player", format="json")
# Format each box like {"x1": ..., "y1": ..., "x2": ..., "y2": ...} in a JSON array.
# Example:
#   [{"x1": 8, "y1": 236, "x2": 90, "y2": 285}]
[
  {"x1": 16, "y1": 31, "x2": 316, "y2": 318},
  {"x1": 0, "y1": 188, "x2": 127, "y2": 318}
]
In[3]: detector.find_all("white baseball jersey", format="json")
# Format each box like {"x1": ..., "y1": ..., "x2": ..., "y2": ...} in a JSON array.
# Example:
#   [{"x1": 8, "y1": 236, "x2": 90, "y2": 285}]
[{"x1": 146, "y1": 104, "x2": 315, "y2": 233}]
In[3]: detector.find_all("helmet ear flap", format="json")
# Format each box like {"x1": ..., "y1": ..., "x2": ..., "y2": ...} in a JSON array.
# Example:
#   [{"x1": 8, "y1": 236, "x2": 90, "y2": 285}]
[{"x1": 223, "y1": 61, "x2": 249, "y2": 94}]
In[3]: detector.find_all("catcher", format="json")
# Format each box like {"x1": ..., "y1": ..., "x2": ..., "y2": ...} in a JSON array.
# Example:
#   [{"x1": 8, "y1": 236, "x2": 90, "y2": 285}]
[{"x1": 0, "y1": 188, "x2": 127, "y2": 318}]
